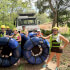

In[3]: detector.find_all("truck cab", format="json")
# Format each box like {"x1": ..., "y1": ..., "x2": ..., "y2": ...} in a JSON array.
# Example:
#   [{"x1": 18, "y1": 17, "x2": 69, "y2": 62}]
[{"x1": 14, "y1": 13, "x2": 40, "y2": 33}]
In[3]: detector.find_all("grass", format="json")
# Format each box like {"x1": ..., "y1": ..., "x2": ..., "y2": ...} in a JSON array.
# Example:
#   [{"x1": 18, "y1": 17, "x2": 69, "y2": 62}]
[
  {"x1": 62, "y1": 34, "x2": 70, "y2": 41},
  {"x1": 18, "y1": 64, "x2": 24, "y2": 70}
]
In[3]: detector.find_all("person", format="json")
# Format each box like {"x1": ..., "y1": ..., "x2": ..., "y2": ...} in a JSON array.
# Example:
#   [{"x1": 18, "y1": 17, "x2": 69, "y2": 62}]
[
  {"x1": 6, "y1": 26, "x2": 13, "y2": 35},
  {"x1": 0, "y1": 25, "x2": 7, "y2": 37},
  {"x1": 20, "y1": 25, "x2": 28, "y2": 37},
  {"x1": 8, "y1": 28, "x2": 21, "y2": 66},
  {"x1": 37, "y1": 29, "x2": 43, "y2": 37},
  {"x1": 0, "y1": 25, "x2": 6, "y2": 56},
  {"x1": 41, "y1": 27, "x2": 69, "y2": 70},
  {"x1": 8, "y1": 28, "x2": 21, "y2": 45},
  {"x1": 0, "y1": 25, "x2": 12, "y2": 57}
]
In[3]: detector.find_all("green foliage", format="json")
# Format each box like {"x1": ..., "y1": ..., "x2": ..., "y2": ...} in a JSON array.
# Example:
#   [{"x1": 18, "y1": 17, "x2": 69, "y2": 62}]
[
  {"x1": 57, "y1": 10, "x2": 70, "y2": 26},
  {"x1": 62, "y1": 33, "x2": 70, "y2": 41},
  {"x1": 36, "y1": 0, "x2": 49, "y2": 14},
  {"x1": 67, "y1": 22, "x2": 70, "y2": 28},
  {"x1": 45, "y1": 30, "x2": 52, "y2": 35},
  {"x1": 36, "y1": 0, "x2": 70, "y2": 26},
  {"x1": 41, "y1": 29, "x2": 45, "y2": 35},
  {"x1": 41, "y1": 29, "x2": 51, "y2": 36},
  {"x1": 36, "y1": 13, "x2": 51, "y2": 24},
  {"x1": 0, "y1": 0, "x2": 28, "y2": 28}
]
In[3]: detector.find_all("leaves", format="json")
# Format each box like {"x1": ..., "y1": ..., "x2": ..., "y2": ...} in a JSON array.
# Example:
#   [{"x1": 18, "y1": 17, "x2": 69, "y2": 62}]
[
  {"x1": 0, "y1": 0, "x2": 28, "y2": 29},
  {"x1": 36, "y1": 13, "x2": 51, "y2": 24},
  {"x1": 36, "y1": 0, "x2": 70, "y2": 26}
]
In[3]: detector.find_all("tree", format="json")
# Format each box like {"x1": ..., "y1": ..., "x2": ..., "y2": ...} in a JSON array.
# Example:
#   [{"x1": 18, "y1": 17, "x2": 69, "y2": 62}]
[
  {"x1": 36, "y1": 13, "x2": 51, "y2": 24},
  {"x1": 0, "y1": 0, "x2": 28, "y2": 29},
  {"x1": 36, "y1": 0, "x2": 70, "y2": 27}
]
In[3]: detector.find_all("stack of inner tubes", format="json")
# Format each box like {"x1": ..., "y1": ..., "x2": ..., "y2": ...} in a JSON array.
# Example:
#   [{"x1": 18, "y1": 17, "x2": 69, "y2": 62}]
[
  {"x1": 0, "y1": 37, "x2": 21, "y2": 67},
  {"x1": 0, "y1": 32, "x2": 50, "y2": 67},
  {"x1": 20, "y1": 33, "x2": 29, "y2": 56}
]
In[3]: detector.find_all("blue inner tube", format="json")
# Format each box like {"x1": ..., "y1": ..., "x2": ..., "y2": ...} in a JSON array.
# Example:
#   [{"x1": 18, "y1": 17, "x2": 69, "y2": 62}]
[
  {"x1": 20, "y1": 33, "x2": 29, "y2": 56},
  {"x1": 28, "y1": 32, "x2": 37, "y2": 38},
  {"x1": 0, "y1": 37, "x2": 21, "y2": 67},
  {"x1": 20, "y1": 33, "x2": 29, "y2": 47},
  {"x1": 23, "y1": 37, "x2": 50, "y2": 64}
]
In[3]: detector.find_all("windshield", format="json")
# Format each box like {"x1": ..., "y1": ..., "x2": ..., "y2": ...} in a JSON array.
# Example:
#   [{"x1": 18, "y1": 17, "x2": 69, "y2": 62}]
[{"x1": 17, "y1": 19, "x2": 36, "y2": 26}]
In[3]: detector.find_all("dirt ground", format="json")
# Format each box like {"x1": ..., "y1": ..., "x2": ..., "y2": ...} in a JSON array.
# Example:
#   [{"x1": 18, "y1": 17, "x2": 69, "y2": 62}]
[
  {"x1": 0, "y1": 44, "x2": 70, "y2": 70},
  {"x1": 0, "y1": 58, "x2": 56, "y2": 70},
  {"x1": 0, "y1": 53, "x2": 70, "y2": 70}
]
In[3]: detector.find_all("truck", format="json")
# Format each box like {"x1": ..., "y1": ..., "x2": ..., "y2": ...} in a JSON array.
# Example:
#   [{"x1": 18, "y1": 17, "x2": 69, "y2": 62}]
[{"x1": 14, "y1": 13, "x2": 40, "y2": 32}]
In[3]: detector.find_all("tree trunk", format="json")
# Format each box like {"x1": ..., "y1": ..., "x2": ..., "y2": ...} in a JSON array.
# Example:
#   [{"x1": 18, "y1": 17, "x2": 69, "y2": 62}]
[
  {"x1": 52, "y1": 10, "x2": 57, "y2": 27},
  {"x1": 48, "y1": 0, "x2": 57, "y2": 27}
]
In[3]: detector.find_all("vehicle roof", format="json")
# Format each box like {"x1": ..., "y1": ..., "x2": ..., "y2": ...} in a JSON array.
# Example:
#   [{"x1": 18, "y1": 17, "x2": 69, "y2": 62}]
[{"x1": 18, "y1": 16, "x2": 36, "y2": 20}]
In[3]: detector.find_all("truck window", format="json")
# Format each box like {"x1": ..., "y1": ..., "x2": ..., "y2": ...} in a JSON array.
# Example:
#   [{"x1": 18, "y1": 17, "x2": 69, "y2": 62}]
[
  {"x1": 17, "y1": 19, "x2": 36, "y2": 26},
  {"x1": 28, "y1": 20, "x2": 34, "y2": 24}
]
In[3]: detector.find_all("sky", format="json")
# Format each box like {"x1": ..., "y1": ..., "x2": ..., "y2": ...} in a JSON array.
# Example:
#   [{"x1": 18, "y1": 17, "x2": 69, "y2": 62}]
[
  {"x1": 22, "y1": 0, "x2": 50, "y2": 16},
  {"x1": 22, "y1": 0, "x2": 38, "y2": 12},
  {"x1": 22, "y1": 0, "x2": 37, "y2": 2}
]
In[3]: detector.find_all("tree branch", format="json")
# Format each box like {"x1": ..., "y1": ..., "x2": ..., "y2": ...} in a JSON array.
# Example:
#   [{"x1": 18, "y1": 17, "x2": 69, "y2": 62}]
[{"x1": 48, "y1": 0, "x2": 56, "y2": 13}]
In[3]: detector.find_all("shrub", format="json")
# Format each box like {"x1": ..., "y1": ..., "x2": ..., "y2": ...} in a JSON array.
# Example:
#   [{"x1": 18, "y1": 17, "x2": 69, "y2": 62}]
[
  {"x1": 41, "y1": 29, "x2": 52, "y2": 36},
  {"x1": 45, "y1": 30, "x2": 52, "y2": 35}
]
